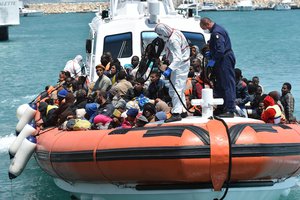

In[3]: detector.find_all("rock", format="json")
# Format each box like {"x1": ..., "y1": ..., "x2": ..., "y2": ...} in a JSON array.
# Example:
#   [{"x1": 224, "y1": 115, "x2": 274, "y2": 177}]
[
  {"x1": 26, "y1": 0, "x2": 300, "y2": 14},
  {"x1": 27, "y1": 2, "x2": 109, "y2": 14}
]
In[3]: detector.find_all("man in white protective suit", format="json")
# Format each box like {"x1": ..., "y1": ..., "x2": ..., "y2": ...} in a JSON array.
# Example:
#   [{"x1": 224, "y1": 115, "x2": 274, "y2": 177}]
[
  {"x1": 64, "y1": 55, "x2": 83, "y2": 79},
  {"x1": 154, "y1": 23, "x2": 190, "y2": 122}
]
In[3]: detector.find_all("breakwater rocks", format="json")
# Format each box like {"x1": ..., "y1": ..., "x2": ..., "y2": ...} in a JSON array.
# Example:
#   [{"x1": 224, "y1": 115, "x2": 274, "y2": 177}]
[
  {"x1": 27, "y1": 1, "x2": 300, "y2": 14},
  {"x1": 27, "y1": 2, "x2": 109, "y2": 14}
]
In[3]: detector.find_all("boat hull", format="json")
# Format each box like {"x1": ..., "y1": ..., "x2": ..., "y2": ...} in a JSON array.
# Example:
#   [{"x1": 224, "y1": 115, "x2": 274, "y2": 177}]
[
  {"x1": 35, "y1": 119, "x2": 300, "y2": 190},
  {"x1": 54, "y1": 177, "x2": 298, "y2": 200},
  {"x1": 33, "y1": 114, "x2": 300, "y2": 200}
]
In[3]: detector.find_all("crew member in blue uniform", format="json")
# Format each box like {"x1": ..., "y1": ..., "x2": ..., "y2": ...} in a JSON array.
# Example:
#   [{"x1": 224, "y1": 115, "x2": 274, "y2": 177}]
[{"x1": 200, "y1": 17, "x2": 236, "y2": 117}]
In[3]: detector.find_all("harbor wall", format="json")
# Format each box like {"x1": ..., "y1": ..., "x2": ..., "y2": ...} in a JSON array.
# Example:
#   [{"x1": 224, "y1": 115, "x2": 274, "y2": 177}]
[
  {"x1": 26, "y1": 0, "x2": 300, "y2": 14},
  {"x1": 27, "y1": 2, "x2": 108, "y2": 14}
]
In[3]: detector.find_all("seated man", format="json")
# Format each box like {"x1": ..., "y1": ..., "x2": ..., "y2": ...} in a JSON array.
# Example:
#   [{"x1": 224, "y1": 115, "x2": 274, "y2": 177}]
[
  {"x1": 109, "y1": 70, "x2": 133, "y2": 98},
  {"x1": 123, "y1": 77, "x2": 147, "y2": 102},
  {"x1": 235, "y1": 68, "x2": 250, "y2": 117},
  {"x1": 261, "y1": 94, "x2": 283, "y2": 124},
  {"x1": 95, "y1": 90, "x2": 115, "y2": 118},
  {"x1": 146, "y1": 71, "x2": 170, "y2": 103},
  {"x1": 125, "y1": 55, "x2": 140, "y2": 76},
  {"x1": 89, "y1": 64, "x2": 112, "y2": 95}
]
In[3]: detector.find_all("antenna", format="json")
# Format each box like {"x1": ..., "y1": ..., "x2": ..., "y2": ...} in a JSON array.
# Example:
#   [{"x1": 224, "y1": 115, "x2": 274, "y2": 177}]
[{"x1": 148, "y1": 0, "x2": 160, "y2": 24}]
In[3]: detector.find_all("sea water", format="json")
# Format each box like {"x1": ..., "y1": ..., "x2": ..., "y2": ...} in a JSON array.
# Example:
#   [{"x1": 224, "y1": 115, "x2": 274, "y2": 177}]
[{"x1": 0, "y1": 10, "x2": 299, "y2": 199}]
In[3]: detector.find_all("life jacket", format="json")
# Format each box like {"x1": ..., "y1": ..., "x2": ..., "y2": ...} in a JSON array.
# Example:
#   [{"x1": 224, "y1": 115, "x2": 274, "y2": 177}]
[
  {"x1": 184, "y1": 78, "x2": 193, "y2": 96},
  {"x1": 67, "y1": 119, "x2": 91, "y2": 131},
  {"x1": 188, "y1": 105, "x2": 202, "y2": 116},
  {"x1": 265, "y1": 105, "x2": 282, "y2": 124},
  {"x1": 46, "y1": 105, "x2": 58, "y2": 115},
  {"x1": 35, "y1": 85, "x2": 56, "y2": 103},
  {"x1": 105, "y1": 62, "x2": 111, "y2": 71},
  {"x1": 185, "y1": 76, "x2": 207, "y2": 99}
]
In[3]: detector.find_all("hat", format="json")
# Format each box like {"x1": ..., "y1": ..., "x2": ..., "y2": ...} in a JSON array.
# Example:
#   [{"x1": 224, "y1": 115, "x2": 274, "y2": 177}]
[
  {"x1": 76, "y1": 108, "x2": 86, "y2": 118},
  {"x1": 126, "y1": 100, "x2": 140, "y2": 110},
  {"x1": 124, "y1": 64, "x2": 133, "y2": 69},
  {"x1": 95, "y1": 64, "x2": 105, "y2": 70},
  {"x1": 57, "y1": 89, "x2": 68, "y2": 99},
  {"x1": 74, "y1": 55, "x2": 83, "y2": 63},
  {"x1": 137, "y1": 115, "x2": 148, "y2": 123},
  {"x1": 126, "y1": 108, "x2": 139, "y2": 118},
  {"x1": 85, "y1": 103, "x2": 98, "y2": 117},
  {"x1": 155, "y1": 111, "x2": 167, "y2": 121},
  {"x1": 94, "y1": 114, "x2": 112, "y2": 125}
]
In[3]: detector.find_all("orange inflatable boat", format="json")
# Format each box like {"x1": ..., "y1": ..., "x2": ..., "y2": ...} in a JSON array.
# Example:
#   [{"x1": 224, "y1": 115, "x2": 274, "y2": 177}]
[{"x1": 34, "y1": 119, "x2": 300, "y2": 191}]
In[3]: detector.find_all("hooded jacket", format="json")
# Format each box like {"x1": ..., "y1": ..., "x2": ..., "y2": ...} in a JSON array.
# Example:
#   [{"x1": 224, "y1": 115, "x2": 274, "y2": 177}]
[{"x1": 261, "y1": 96, "x2": 282, "y2": 124}]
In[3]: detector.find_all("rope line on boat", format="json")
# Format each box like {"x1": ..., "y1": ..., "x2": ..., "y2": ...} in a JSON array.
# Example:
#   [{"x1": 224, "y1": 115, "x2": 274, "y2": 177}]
[
  {"x1": 135, "y1": 58, "x2": 155, "y2": 83},
  {"x1": 213, "y1": 116, "x2": 232, "y2": 200},
  {"x1": 135, "y1": 37, "x2": 165, "y2": 82},
  {"x1": 35, "y1": 126, "x2": 59, "y2": 136},
  {"x1": 10, "y1": 179, "x2": 14, "y2": 200}
]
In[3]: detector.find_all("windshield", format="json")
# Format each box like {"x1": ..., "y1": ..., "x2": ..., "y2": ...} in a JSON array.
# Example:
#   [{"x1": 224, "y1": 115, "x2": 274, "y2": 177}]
[
  {"x1": 103, "y1": 32, "x2": 133, "y2": 58},
  {"x1": 141, "y1": 31, "x2": 206, "y2": 55}
]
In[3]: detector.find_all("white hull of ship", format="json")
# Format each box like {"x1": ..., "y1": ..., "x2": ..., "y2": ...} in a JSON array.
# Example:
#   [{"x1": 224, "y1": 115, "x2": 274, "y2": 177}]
[
  {"x1": 54, "y1": 177, "x2": 299, "y2": 200},
  {"x1": 274, "y1": 4, "x2": 291, "y2": 10},
  {"x1": 237, "y1": 6, "x2": 254, "y2": 11},
  {"x1": 20, "y1": 9, "x2": 44, "y2": 17}
]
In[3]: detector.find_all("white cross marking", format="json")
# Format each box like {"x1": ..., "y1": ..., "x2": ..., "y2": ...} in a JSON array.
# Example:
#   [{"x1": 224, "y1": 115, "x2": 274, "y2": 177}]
[{"x1": 191, "y1": 88, "x2": 223, "y2": 118}]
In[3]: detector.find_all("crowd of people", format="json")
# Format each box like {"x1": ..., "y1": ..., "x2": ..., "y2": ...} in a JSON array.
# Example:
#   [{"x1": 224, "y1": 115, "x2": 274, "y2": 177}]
[{"x1": 35, "y1": 18, "x2": 298, "y2": 131}]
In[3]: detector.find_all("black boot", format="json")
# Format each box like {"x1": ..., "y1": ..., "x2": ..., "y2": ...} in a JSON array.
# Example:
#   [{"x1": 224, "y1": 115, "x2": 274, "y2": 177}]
[
  {"x1": 181, "y1": 112, "x2": 188, "y2": 118},
  {"x1": 165, "y1": 113, "x2": 182, "y2": 123}
]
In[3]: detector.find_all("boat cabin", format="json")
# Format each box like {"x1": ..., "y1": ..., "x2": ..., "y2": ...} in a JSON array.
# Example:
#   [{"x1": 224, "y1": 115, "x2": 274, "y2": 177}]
[{"x1": 85, "y1": 0, "x2": 209, "y2": 82}]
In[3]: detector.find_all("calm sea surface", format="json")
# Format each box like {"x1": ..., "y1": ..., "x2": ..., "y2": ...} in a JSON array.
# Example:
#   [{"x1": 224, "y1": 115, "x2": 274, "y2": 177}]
[{"x1": 0, "y1": 10, "x2": 299, "y2": 199}]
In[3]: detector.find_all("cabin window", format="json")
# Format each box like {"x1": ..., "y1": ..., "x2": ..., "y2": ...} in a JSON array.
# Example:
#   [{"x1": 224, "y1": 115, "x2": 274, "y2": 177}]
[
  {"x1": 141, "y1": 31, "x2": 158, "y2": 55},
  {"x1": 182, "y1": 31, "x2": 206, "y2": 52},
  {"x1": 103, "y1": 32, "x2": 132, "y2": 58},
  {"x1": 141, "y1": 31, "x2": 206, "y2": 55}
]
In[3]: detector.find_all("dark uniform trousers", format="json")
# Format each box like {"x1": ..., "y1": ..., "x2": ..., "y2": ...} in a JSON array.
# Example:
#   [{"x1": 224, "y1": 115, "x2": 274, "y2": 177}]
[
  {"x1": 209, "y1": 23, "x2": 236, "y2": 113},
  {"x1": 214, "y1": 51, "x2": 236, "y2": 113}
]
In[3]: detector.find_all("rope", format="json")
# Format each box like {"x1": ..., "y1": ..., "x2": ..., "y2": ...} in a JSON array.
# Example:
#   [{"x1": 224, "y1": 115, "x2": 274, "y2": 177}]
[
  {"x1": 167, "y1": 73, "x2": 195, "y2": 114},
  {"x1": 10, "y1": 179, "x2": 14, "y2": 200},
  {"x1": 213, "y1": 116, "x2": 232, "y2": 200}
]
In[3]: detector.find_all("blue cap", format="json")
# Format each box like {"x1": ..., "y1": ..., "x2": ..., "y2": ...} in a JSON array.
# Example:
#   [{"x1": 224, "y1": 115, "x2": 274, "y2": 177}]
[
  {"x1": 127, "y1": 108, "x2": 139, "y2": 118},
  {"x1": 85, "y1": 103, "x2": 98, "y2": 117},
  {"x1": 124, "y1": 64, "x2": 133, "y2": 69},
  {"x1": 57, "y1": 89, "x2": 68, "y2": 99}
]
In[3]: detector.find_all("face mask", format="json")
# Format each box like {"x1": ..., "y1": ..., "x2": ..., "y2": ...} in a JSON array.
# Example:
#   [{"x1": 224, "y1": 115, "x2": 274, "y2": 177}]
[
  {"x1": 158, "y1": 35, "x2": 168, "y2": 42},
  {"x1": 203, "y1": 29, "x2": 210, "y2": 34}
]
